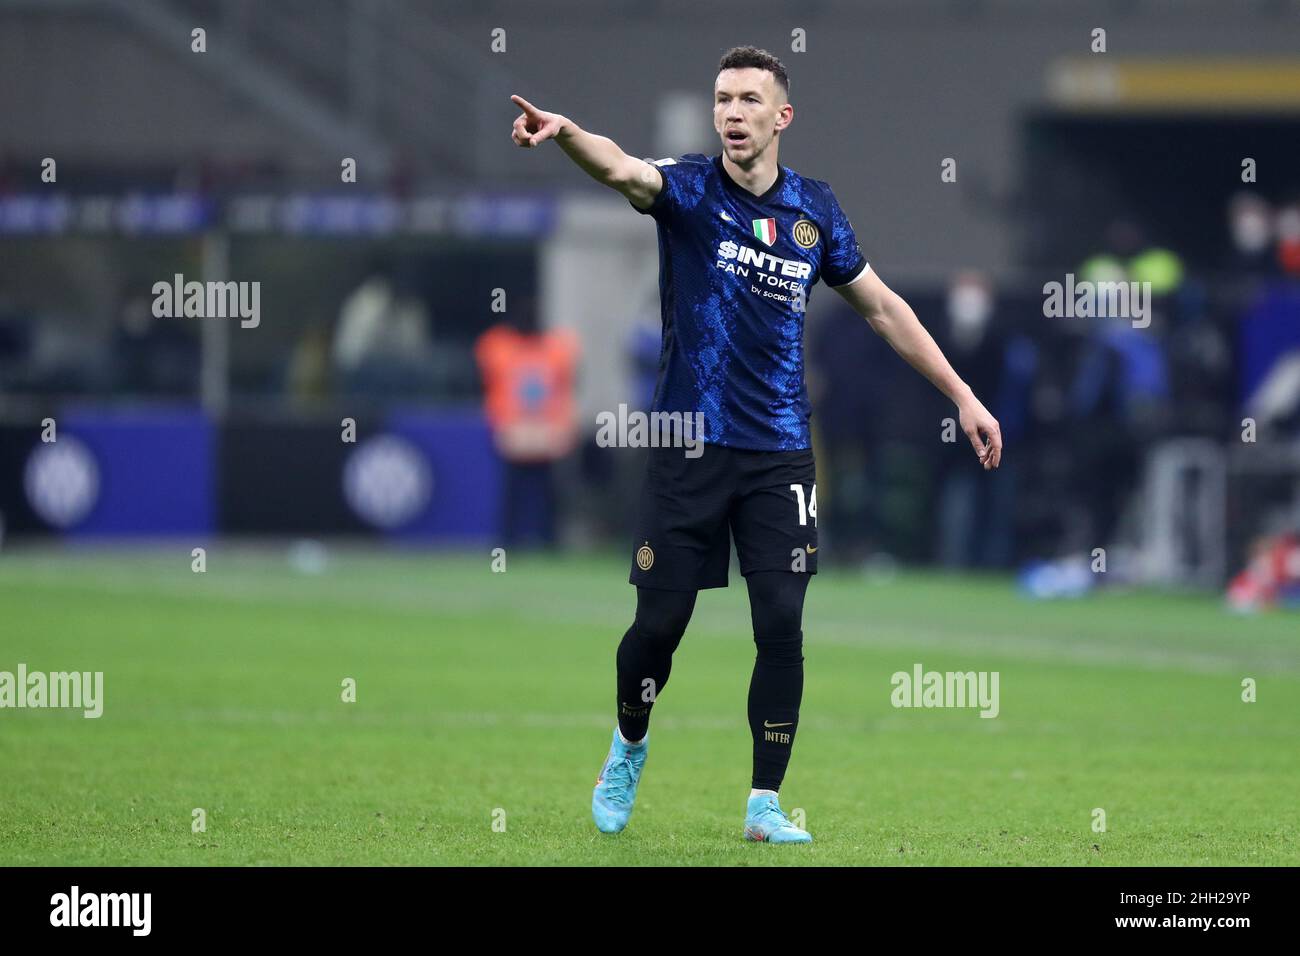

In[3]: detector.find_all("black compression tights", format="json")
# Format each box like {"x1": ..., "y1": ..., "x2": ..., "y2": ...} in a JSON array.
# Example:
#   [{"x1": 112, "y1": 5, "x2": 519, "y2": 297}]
[{"x1": 614, "y1": 572, "x2": 809, "y2": 792}]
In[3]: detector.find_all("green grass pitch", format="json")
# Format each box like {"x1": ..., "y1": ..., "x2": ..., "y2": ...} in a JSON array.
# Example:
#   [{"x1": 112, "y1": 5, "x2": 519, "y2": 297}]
[{"x1": 1, "y1": 546, "x2": 1297, "y2": 866}]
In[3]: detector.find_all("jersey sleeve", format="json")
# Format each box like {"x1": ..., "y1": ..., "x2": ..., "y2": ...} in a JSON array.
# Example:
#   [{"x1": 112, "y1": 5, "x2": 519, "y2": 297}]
[
  {"x1": 628, "y1": 156, "x2": 706, "y2": 221},
  {"x1": 821, "y1": 187, "x2": 870, "y2": 288}
]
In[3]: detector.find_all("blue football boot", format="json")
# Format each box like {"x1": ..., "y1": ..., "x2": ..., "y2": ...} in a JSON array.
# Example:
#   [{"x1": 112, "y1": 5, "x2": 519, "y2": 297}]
[
  {"x1": 743, "y1": 792, "x2": 812, "y2": 843},
  {"x1": 592, "y1": 727, "x2": 648, "y2": 833}
]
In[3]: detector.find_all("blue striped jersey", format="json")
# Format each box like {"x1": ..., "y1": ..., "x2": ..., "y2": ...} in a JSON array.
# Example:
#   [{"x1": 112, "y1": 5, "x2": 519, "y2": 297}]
[{"x1": 631, "y1": 153, "x2": 869, "y2": 450}]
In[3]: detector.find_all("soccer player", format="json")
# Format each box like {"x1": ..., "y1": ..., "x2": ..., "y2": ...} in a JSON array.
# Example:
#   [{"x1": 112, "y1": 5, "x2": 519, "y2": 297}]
[{"x1": 510, "y1": 46, "x2": 1002, "y2": 843}]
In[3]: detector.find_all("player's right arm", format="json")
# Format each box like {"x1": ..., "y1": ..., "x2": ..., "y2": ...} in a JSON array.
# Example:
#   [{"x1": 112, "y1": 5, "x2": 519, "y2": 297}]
[
  {"x1": 834, "y1": 266, "x2": 1003, "y2": 470},
  {"x1": 510, "y1": 94, "x2": 662, "y2": 211}
]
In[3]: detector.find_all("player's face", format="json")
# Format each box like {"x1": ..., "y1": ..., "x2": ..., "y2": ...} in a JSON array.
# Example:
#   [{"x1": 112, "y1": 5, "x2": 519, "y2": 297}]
[{"x1": 713, "y1": 68, "x2": 790, "y2": 165}]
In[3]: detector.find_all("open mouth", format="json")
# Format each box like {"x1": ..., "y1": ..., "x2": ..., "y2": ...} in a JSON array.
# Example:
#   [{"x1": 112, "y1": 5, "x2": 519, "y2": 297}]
[{"x1": 725, "y1": 129, "x2": 749, "y2": 146}]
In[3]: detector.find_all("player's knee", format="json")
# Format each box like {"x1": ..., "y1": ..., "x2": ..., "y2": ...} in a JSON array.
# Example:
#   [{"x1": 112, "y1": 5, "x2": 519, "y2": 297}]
[
  {"x1": 634, "y1": 611, "x2": 691, "y2": 647},
  {"x1": 753, "y1": 626, "x2": 803, "y2": 667},
  {"x1": 631, "y1": 587, "x2": 695, "y2": 648},
  {"x1": 755, "y1": 605, "x2": 803, "y2": 640},
  {"x1": 747, "y1": 572, "x2": 807, "y2": 640}
]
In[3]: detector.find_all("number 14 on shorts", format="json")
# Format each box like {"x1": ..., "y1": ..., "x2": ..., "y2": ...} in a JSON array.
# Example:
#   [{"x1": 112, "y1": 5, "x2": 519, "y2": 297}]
[{"x1": 790, "y1": 484, "x2": 817, "y2": 526}]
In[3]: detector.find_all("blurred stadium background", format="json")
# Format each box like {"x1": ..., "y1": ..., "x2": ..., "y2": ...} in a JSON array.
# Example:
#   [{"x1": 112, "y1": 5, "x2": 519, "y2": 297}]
[
  {"x1": 1, "y1": 0, "x2": 1299, "y2": 596},
  {"x1": 2, "y1": 0, "x2": 1300, "y2": 866}
]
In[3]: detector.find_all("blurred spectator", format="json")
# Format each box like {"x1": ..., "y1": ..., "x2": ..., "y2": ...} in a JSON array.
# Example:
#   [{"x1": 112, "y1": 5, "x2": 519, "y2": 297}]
[
  {"x1": 111, "y1": 286, "x2": 199, "y2": 396},
  {"x1": 474, "y1": 319, "x2": 580, "y2": 548},
  {"x1": 933, "y1": 271, "x2": 1021, "y2": 569},
  {"x1": 1166, "y1": 278, "x2": 1234, "y2": 437},
  {"x1": 332, "y1": 261, "x2": 436, "y2": 397},
  {"x1": 1067, "y1": 318, "x2": 1171, "y2": 550},
  {"x1": 1227, "y1": 193, "x2": 1275, "y2": 279},
  {"x1": 808, "y1": 299, "x2": 900, "y2": 562}
]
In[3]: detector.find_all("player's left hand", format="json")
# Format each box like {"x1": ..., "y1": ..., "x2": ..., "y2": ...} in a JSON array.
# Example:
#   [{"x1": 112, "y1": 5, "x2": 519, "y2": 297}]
[
  {"x1": 959, "y1": 396, "x2": 1002, "y2": 471},
  {"x1": 510, "y1": 94, "x2": 564, "y2": 148}
]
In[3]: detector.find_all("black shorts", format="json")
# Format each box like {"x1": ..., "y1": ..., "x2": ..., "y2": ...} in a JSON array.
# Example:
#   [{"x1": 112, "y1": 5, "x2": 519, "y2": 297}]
[{"x1": 628, "y1": 444, "x2": 818, "y2": 591}]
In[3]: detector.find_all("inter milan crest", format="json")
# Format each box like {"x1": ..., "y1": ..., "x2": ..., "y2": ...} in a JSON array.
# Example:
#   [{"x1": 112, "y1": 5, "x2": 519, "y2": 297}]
[{"x1": 792, "y1": 219, "x2": 820, "y2": 249}]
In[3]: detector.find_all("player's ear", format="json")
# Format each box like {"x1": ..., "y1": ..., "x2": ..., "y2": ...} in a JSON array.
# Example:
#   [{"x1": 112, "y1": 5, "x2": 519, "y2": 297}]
[{"x1": 775, "y1": 102, "x2": 794, "y2": 132}]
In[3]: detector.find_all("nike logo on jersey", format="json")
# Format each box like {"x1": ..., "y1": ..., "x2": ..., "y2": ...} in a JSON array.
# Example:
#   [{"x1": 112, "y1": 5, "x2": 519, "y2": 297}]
[
  {"x1": 763, "y1": 720, "x2": 794, "y2": 728},
  {"x1": 720, "y1": 210, "x2": 734, "y2": 222}
]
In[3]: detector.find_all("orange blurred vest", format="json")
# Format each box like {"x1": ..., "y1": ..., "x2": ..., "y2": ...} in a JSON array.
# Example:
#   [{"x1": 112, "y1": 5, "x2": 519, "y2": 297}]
[{"x1": 474, "y1": 325, "x2": 580, "y2": 462}]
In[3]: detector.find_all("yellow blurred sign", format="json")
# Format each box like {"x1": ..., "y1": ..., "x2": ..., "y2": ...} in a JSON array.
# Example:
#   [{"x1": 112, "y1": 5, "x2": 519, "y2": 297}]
[{"x1": 1049, "y1": 58, "x2": 1300, "y2": 110}]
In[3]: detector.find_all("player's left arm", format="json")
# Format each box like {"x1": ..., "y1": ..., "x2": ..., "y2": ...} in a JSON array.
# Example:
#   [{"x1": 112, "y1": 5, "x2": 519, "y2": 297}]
[{"x1": 833, "y1": 268, "x2": 1002, "y2": 470}]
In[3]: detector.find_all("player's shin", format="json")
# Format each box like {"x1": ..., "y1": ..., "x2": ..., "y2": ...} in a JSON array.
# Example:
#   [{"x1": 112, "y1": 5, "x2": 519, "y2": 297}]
[
  {"x1": 614, "y1": 587, "x2": 695, "y2": 741},
  {"x1": 744, "y1": 570, "x2": 810, "y2": 792},
  {"x1": 747, "y1": 628, "x2": 804, "y2": 791},
  {"x1": 614, "y1": 624, "x2": 674, "y2": 741}
]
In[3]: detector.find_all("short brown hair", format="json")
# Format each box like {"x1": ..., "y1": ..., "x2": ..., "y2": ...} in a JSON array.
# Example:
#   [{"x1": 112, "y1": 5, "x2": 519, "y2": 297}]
[{"x1": 717, "y1": 46, "x2": 789, "y2": 97}]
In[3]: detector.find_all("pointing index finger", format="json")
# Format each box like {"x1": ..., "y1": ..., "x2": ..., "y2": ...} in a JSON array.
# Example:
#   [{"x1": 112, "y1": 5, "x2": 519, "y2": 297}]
[{"x1": 510, "y1": 94, "x2": 540, "y2": 118}]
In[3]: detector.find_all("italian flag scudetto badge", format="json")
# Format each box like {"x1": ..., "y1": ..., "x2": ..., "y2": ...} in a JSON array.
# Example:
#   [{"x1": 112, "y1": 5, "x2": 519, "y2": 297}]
[{"x1": 752, "y1": 217, "x2": 777, "y2": 246}]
